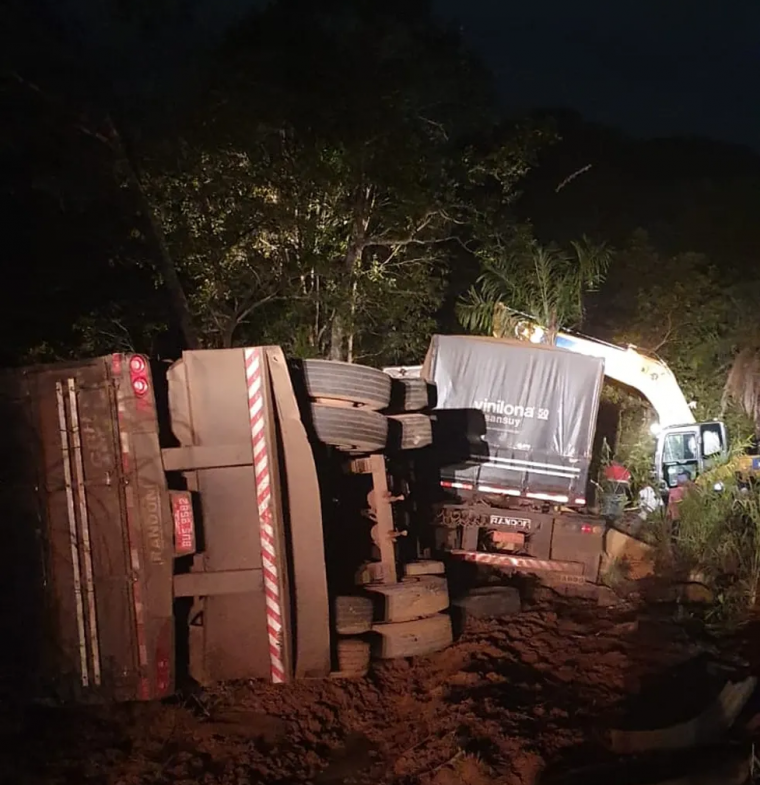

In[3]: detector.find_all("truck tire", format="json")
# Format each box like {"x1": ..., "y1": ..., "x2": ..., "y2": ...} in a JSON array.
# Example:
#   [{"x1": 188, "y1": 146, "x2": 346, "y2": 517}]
[
  {"x1": 310, "y1": 404, "x2": 388, "y2": 452},
  {"x1": 334, "y1": 595, "x2": 374, "y2": 635},
  {"x1": 334, "y1": 638, "x2": 371, "y2": 677},
  {"x1": 388, "y1": 413, "x2": 433, "y2": 451},
  {"x1": 396, "y1": 378, "x2": 430, "y2": 411},
  {"x1": 452, "y1": 586, "x2": 522, "y2": 618},
  {"x1": 365, "y1": 576, "x2": 449, "y2": 623},
  {"x1": 302, "y1": 360, "x2": 391, "y2": 410},
  {"x1": 404, "y1": 560, "x2": 446, "y2": 577},
  {"x1": 372, "y1": 614, "x2": 453, "y2": 659}
]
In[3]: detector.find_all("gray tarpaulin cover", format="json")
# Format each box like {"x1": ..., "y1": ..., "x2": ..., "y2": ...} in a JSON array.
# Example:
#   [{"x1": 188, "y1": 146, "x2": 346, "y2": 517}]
[{"x1": 423, "y1": 335, "x2": 605, "y2": 500}]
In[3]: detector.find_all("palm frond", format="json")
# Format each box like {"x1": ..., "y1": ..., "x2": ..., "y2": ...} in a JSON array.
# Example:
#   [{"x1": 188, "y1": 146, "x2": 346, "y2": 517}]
[
  {"x1": 723, "y1": 347, "x2": 760, "y2": 429},
  {"x1": 457, "y1": 287, "x2": 498, "y2": 335},
  {"x1": 458, "y1": 233, "x2": 612, "y2": 342}
]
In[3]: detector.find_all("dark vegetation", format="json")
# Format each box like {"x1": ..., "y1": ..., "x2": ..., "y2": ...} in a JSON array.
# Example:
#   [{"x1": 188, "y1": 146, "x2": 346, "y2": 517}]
[{"x1": 2, "y1": 0, "x2": 760, "y2": 434}]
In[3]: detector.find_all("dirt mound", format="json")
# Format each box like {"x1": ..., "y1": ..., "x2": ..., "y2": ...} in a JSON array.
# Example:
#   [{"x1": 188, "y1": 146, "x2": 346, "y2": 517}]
[{"x1": 2, "y1": 598, "x2": 711, "y2": 785}]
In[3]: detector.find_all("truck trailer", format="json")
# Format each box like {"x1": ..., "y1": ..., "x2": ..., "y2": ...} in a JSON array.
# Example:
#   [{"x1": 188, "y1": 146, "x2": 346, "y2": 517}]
[{"x1": 0, "y1": 347, "x2": 339, "y2": 703}]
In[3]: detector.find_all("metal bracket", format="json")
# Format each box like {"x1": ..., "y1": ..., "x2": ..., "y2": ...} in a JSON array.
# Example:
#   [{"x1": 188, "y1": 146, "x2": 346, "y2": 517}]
[{"x1": 347, "y1": 454, "x2": 398, "y2": 584}]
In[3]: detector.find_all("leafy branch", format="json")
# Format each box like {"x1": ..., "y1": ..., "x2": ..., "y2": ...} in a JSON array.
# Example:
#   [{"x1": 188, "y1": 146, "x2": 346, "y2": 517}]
[{"x1": 458, "y1": 234, "x2": 612, "y2": 341}]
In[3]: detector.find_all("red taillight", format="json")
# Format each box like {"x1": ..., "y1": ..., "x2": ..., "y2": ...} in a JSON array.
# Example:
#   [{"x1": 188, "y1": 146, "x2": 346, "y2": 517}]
[
  {"x1": 132, "y1": 377, "x2": 149, "y2": 395},
  {"x1": 581, "y1": 524, "x2": 593, "y2": 534},
  {"x1": 130, "y1": 355, "x2": 146, "y2": 374},
  {"x1": 127, "y1": 354, "x2": 150, "y2": 396},
  {"x1": 156, "y1": 657, "x2": 171, "y2": 696}
]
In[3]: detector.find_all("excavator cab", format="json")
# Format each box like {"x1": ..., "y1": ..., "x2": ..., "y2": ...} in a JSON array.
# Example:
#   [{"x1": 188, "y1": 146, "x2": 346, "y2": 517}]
[{"x1": 655, "y1": 421, "x2": 728, "y2": 494}]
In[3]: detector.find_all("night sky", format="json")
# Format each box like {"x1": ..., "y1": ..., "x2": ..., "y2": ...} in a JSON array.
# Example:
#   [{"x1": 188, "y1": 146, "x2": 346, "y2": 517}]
[
  {"x1": 45, "y1": 0, "x2": 760, "y2": 149},
  {"x1": 434, "y1": 0, "x2": 760, "y2": 148}
]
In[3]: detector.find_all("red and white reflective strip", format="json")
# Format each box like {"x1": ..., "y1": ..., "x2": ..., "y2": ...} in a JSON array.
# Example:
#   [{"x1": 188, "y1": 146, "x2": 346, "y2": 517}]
[
  {"x1": 244, "y1": 347, "x2": 286, "y2": 684},
  {"x1": 112, "y1": 354, "x2": 151, "y2": 699},
  {"x1": 441, "y1": 480, "x2": 473, "y2": 491},
  {"x1": 450, "y1": 549, "x2": 585, "y2": 576}
]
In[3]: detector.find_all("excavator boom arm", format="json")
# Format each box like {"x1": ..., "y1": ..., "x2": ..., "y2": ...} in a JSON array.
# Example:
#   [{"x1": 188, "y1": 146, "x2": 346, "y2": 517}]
[{"x1": 554, "y1": 331, "x2": 695, "y2": 428}]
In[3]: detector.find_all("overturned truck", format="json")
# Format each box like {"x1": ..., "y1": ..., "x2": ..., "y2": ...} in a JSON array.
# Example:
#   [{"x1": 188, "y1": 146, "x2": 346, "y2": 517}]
[
  {"x1": 2, "y1": 336, "x2": 626, "y2": 705},
  {"x1": 0, "y1": 348, "x2": 453, "y2": 706}
]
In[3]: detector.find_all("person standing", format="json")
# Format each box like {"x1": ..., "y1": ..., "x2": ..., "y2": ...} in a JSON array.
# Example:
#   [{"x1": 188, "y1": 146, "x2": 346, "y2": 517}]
[{"x1": 667, "y1": 471, "x2": 692, "y2": 524}]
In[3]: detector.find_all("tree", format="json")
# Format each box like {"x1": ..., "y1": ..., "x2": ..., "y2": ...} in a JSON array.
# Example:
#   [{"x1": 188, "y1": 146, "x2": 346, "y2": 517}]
[
  {"x1": 0, "y1": 0, "x2": 550, "y2": 365},
  {"x1": 139, "y1": 116, "x2": 459, "y2": 357},
  {"x1": 723, "y1": 348, "x2": 760, "y2": 435},
  {"x1": 596, "y1": 230, "x2": 740, "y2": 420},
  {"x1": 457, "y1": 232, "x2": 611, "y2": 342},
  {"x1": 137, "y1": 0, "x2": 547, "y2": 362}
]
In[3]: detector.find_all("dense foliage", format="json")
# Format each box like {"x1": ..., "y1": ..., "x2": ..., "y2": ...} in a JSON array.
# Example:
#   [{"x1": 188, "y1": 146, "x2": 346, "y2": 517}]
[
  {"x1": 457, "y1": 233, "x2": 611, "y2": 341},
  {"x1": 3, "y1": 0, "x2": 760, "y2": 421}
]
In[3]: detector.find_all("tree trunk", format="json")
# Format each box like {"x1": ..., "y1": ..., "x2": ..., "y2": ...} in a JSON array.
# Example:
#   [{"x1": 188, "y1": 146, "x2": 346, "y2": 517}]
[
  {"x1": 328, "y1": 317, "x2": 345, "y2": 361},
  {"x1": 346, "y1": 277, "x2": 361, "y2": 363},
  {"x1": 133, "y1": 176, "x2": 201, "y2": 351},
  {"x1": 546, "y1": 313, "x2": 559, "y2": 345},
  {"x1": 107, "y1": 120, "x2": 201, "y2": 351},
  {"x1": 329, "y1": 186, "x2": 375, "y2": 361},
  {"x1": 329, "y1": 232, "x2": 364, "y2": 361},
  {"x1": 221, "y1": 318, "x2": 237, "y2": 349}
]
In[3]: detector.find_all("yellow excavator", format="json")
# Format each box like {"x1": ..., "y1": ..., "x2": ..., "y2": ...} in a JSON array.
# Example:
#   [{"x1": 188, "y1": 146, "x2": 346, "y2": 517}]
[{"x1": 498, "y1": 322, "x2": 760, "y2": 493}]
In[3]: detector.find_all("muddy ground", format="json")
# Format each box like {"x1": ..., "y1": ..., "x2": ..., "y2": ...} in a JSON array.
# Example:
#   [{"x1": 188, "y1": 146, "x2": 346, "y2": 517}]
[{"x1": 4, "y1": 595, "x2": 757, "y2": 785}]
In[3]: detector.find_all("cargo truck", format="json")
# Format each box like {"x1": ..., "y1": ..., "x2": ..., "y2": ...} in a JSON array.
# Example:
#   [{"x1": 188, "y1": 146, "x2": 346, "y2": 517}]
[{"x1": 385, "y1": 330, "x2": 729, "y2": 591}]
